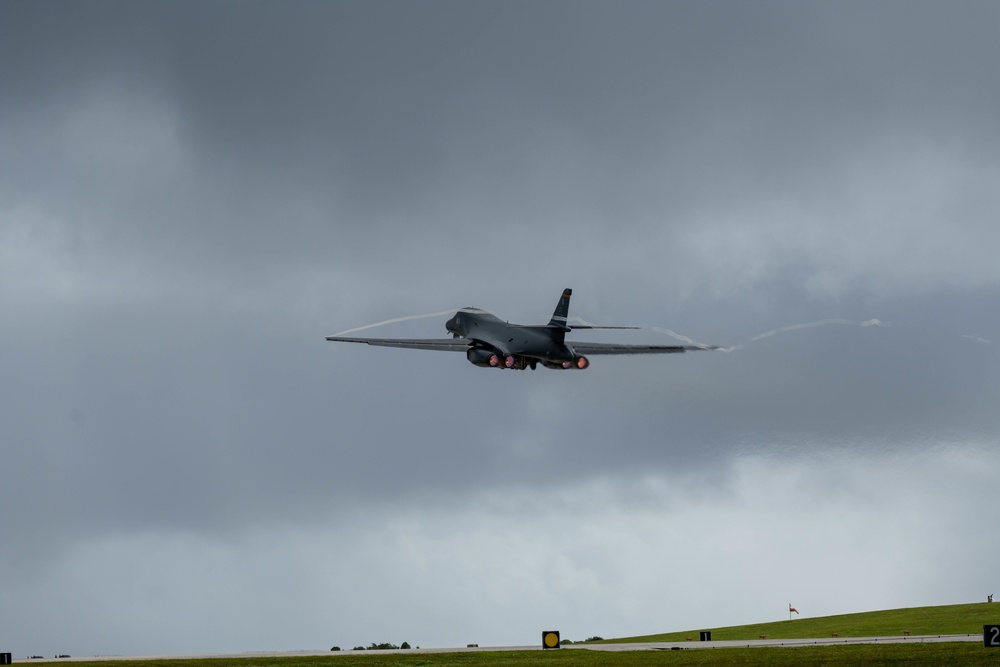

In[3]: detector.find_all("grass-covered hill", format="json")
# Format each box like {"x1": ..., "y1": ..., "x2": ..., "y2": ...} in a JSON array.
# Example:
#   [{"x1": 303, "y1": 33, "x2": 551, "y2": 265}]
[{"x1": 598, "y1": 602, "x2": 998, "y2": 642}]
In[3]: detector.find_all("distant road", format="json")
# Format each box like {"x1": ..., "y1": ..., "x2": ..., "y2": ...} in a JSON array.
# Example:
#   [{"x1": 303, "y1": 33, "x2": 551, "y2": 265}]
[{"x1": 11, "y1": 635, "x2": 982, "y2": 662}]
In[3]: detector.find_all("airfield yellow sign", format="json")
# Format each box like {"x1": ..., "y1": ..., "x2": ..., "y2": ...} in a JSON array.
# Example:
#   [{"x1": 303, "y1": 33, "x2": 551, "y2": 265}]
[{"x1": 542, "y1": 631, "x2": 560, "y2": 649}]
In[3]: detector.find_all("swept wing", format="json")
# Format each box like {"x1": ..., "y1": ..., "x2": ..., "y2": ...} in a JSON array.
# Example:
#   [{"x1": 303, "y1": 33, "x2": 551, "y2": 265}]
[
  {"x1": 325, "y1": 336, "x2": 472, "y2": 351},
  {"x1": 568, "y1": 342, "x2": 713, "y2": 355}
]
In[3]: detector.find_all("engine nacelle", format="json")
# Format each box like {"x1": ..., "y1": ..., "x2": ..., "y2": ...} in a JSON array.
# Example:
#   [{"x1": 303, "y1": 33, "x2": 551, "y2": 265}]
[
  {"x1": 466, "y1": 348, "x2": 499, "y2": 367},
  {"x1": 543, "y1": 355, "x2": 590, "y2": 370},
  {"x1": 467, "y1": 348, "x2": 535, "y2": 369}
]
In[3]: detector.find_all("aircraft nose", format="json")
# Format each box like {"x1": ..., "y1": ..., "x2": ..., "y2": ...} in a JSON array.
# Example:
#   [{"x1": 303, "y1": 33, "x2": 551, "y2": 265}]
[{"x1": 446, "y1": 314, "x2": 466, "y2": 337}]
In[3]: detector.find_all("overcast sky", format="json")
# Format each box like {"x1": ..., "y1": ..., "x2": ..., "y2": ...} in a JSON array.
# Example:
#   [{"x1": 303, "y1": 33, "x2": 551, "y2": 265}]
[{"x1": 2, "y1": 0, "x2": 999, "y2": 656}]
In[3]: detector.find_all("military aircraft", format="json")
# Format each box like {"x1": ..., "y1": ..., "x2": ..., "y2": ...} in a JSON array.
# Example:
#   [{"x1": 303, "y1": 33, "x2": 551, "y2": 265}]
[{"x1": 326, "y1": 289, "x2": 716, "y2": 370}]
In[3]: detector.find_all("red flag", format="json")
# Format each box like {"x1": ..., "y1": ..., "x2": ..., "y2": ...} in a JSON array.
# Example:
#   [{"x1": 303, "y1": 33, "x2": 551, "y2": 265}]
[{"x1": 789, "y1": 605, "x2": 799, "y2": 614}]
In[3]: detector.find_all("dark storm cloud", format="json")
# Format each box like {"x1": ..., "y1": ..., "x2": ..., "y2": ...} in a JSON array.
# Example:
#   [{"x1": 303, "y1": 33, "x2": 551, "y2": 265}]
[
  {"x1": 2, "y1": 0, "x2": 998, "y2": 655},
  {"x1": 6, "y1": 1, "x2": 998, "y2": 274}
]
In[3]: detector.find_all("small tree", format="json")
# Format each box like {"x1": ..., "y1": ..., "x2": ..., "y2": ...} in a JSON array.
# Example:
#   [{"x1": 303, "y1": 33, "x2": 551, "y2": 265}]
[{"x1": 400, "y1": 642, "x2": 411, "y2": 650}]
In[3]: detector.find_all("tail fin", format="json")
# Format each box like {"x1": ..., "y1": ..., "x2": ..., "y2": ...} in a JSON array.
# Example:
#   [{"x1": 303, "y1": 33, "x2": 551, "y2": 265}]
[{"x1": 548, "y1": 288, "x2": 572, "y2": 331}]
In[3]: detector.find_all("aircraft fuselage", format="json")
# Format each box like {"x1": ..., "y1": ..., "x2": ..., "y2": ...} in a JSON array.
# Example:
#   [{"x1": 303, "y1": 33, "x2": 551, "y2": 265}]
[
  {"x1": 445, "y1": 309, "x2": 585, "y2": 370},
  {"x1": 326, "y1": 288, "x2": 704, "y2": 370}
]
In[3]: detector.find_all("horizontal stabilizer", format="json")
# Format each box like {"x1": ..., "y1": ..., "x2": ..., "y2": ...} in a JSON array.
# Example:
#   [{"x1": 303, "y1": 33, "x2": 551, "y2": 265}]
[{"x1": 569, "y1": 325, "x2": 641, "y2": 330}]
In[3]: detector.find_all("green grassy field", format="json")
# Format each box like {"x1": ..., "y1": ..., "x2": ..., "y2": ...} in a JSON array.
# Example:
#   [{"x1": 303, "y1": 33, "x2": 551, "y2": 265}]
[
  {"x1": 597, "y1": 601, "x2": 997, "y2": 642},
  {"x1": 27, "y1": 604, "x2": 1000, "y2": 667},
  {"x1": 54, "y1": 643, "x2": 1000, "y2": 667}
]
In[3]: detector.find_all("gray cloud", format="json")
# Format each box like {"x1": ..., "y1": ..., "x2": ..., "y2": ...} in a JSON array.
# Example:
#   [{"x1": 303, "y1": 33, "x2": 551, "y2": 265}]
[{"x1": 2, "y1": 0, "x2": 998, "y2": 656}]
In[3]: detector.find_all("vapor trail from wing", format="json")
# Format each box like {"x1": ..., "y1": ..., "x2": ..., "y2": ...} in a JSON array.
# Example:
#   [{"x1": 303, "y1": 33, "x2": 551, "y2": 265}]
[
  {"x1": 650, "y1": 327, "x2": 718, "y2": 350},
  {"x1": 331, "y1": 309, "x2": 463, "y2": 337},
  {"x1": 653, "y1": 318, "x2": 888, "y2": 353},
  {"x1": 333, "y1": 311, "x2": 892, "y2": 353},
  {"x1": 749, "y1": 318, "x2": 886, "y2": 342}
]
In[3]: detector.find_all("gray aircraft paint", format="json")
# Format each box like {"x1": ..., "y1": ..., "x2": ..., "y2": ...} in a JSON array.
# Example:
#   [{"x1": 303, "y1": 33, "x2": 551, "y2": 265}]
[{"x1": 327, "y1": 289, "x2": 713, "y2": 369}]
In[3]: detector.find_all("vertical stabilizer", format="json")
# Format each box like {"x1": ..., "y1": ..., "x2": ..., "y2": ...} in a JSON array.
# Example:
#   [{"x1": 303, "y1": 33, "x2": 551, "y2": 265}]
[{"x1": 548, "y1": 288, "x2": 573, "y2": 331}]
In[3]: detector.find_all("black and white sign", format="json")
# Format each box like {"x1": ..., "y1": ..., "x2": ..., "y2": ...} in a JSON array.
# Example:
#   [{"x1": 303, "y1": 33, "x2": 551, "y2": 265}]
[{"x1": 985, "y1": 625, "x2": 1000, "y2": 648}]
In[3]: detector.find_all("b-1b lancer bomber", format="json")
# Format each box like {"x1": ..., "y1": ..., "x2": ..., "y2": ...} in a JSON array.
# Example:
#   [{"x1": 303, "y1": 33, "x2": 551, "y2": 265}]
[{"x1": 326, "y1": 289, "x2": 717, "y2": 370}]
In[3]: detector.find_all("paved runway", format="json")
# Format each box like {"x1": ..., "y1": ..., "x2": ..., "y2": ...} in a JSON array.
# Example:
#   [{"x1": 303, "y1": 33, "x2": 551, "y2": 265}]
[
  {"x1": 569, "y1": 633, "x2": 981, "y2": 651},
  {"x1": 10, "y1": 633, "x2": 982, "y2": 662}
]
